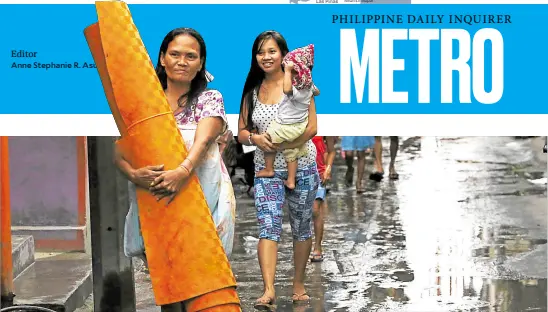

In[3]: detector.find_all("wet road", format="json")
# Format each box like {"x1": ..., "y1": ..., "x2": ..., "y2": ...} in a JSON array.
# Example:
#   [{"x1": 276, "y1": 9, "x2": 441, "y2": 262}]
[{"x1": 131, "y1": 136, "x2": 547, "y2": 312}]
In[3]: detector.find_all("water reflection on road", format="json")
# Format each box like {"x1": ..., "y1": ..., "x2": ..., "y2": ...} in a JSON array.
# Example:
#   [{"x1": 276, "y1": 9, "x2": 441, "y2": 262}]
[{"x1": 231, "y1": 137, "x2": 547, "y2": 312}]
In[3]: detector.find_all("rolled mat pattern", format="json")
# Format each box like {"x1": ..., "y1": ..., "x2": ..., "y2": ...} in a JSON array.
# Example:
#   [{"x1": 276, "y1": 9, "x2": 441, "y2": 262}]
[{"x1": 83, "y1": 1, "x2": 240, "y2": 310}]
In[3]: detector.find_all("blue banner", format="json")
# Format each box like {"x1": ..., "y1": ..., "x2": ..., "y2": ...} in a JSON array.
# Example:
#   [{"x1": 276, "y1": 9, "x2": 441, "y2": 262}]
[{"x1": 1, "y1": 4, "x2": 548, "y2": 114}]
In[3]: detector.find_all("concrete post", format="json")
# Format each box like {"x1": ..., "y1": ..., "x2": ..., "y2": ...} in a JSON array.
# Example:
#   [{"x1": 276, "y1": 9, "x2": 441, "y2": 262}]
[{"x1": 87, "y1": 136, "x2": 136, "y2": 312}]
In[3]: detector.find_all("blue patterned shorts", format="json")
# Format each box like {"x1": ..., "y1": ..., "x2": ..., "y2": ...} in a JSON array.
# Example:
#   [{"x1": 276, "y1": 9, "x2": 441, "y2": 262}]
[
  {"x1": 254, "y1": 164, "x2": 320, "y2": 242},
  {"x1": 315, "y1": 184, "x2": 326, "y2": 201}
]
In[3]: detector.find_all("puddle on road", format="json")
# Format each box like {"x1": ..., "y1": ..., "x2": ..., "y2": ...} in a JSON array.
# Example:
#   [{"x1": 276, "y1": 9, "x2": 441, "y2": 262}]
[
  {"x1": 524, "y1": 171, "x2": 547, "y2": 180},
  {"x1": 349, "y1": 277, "x2": 548, "y2": 312},
  {"x1": 343, "y1": 223, "x2": 548, "y2": 312},
  {"x1": 472, "y1": 225, "x2": 547, "y2": 259},
  {"x1": 317, "y1": 262, "x2": 547, "y2": 312},
  {"x1": 364, "y1": 283, "x2": 410, "y2": 303}
]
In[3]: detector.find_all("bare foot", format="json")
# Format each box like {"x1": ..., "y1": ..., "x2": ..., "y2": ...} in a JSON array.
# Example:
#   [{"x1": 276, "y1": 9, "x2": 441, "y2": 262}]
[
  {"x1": 254, "y1": 290, "x2": 276, "y2": 310},
  {"x1": 256, "y1": 168, "x2": 275, "y2": 178},
  {"x1": 284, "y1": 180, "x2": 295, "y2": 190}
]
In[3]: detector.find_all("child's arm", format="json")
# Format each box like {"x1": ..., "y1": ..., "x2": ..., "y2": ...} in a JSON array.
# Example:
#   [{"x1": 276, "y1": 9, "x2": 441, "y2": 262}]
[{"x1": 283, "y1": 62, "x2": 295, "y2": 95}]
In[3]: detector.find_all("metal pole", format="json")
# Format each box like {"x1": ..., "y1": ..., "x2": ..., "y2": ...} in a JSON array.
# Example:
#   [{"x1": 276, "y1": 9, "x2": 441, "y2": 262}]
[
  {"x1": 87, "y1": 136, "x2": 136, "y2": 312},
  {"x1": 0, "y1": 137, "x2": 14, "y2": 308}
]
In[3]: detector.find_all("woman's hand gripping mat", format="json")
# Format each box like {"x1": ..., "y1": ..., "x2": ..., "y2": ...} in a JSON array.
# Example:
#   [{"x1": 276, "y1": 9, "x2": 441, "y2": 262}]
[{"x1": 83, "y1": 2, "x2": 240, "y2": 310}]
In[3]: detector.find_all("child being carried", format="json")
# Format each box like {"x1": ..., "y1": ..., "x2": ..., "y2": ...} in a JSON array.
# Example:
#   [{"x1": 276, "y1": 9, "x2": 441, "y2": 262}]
[{"x1": 255, "y1": 44, "x2": 320, "y2": 189}]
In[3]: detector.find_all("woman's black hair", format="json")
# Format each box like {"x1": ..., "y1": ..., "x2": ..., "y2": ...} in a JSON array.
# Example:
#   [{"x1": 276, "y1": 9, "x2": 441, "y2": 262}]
[
  {"x1": 239, "y1": 30, "x2": 289, "y2": 131},
  {"x1": 155, "y1": 27, "x2": 208, "y2": 107}
]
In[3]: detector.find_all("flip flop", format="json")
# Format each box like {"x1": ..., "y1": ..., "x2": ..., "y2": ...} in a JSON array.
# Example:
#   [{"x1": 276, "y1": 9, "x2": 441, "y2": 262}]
[
  {"x1": 292, "y1": 293, "x2": 310, "y2": 303},
  {"x1": 310, "y1": 251, "x2": 324, "y2": 262},
  {"x1": 369, "y1": 172, "x2": 384, "y2": 182},
  {"x1": 254, "y1": 295, "x2": 276, "y2": 311},
  {"x1": 389, "y1": 172, "x2": 399, "y2": 180}
]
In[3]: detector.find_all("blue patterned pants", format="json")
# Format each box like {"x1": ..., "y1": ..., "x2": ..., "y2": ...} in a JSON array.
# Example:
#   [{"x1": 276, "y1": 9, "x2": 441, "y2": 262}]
[{"x1": 254, "y1": 164, "x2": 320, "y2": 242}]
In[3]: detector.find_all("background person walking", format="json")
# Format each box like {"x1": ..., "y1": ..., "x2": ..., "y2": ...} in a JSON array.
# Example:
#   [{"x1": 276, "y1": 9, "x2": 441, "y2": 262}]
[
  {"x1": 370, "y1": 136, "x2": 399, "y2": 181},
  {"x1": 340, "y1": 136, "x2": 375, "y2": 193},
  {"x1": 310, "y1": 136, "x2": 336, "y2": 262}
]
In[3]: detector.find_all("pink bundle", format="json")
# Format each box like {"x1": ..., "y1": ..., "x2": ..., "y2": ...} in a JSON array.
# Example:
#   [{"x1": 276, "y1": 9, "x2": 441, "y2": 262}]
[{"x1": 283, "y1": 44, "x2": 314, "y2": 90}]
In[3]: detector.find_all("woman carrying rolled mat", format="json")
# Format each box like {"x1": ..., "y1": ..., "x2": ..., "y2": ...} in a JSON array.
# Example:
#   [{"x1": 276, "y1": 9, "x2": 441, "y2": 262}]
[{"x1": 114, "y1": 27, "x2": 238, "y2": 312}]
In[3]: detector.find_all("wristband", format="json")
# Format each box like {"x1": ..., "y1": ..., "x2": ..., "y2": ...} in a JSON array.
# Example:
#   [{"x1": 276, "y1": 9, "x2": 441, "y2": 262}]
[
  {"x1": 185, "y1": 158, "x2": 194, "y2": 169},
  {"x1": 179, "y1": 163, "x2": 190, "y2": 174}
]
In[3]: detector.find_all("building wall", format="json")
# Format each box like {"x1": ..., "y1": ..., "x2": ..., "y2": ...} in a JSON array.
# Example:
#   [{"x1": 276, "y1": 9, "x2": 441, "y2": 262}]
[{"x1": 9, "y1": 137, "x2": 88, "y2": 251}]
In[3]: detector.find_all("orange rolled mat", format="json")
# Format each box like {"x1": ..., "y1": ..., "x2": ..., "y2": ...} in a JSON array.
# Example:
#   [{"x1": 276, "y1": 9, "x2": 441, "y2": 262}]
[{"x1": 83, "y1": 1, "x2": 240, "y2": 310}]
